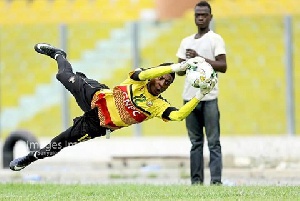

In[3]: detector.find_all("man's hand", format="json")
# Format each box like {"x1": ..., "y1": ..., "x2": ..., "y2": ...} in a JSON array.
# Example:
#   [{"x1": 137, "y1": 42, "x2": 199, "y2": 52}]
[{"x1": 186, "y1": 49, "x2": 198, "y2": 59}]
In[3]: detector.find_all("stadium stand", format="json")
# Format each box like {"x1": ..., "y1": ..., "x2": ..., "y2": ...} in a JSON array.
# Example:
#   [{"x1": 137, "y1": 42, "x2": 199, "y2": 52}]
[
  {"x1": 0, "y1": 0, "x2": 155, "y2": 24},
  {"x1": 0, "y1": 0, "x2": 159, "y2": 137}
]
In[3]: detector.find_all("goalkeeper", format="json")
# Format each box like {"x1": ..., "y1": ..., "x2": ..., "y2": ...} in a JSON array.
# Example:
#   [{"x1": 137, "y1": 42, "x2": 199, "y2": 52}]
[{"x1": 10, "y1": 43, "x2": 216, "y2": 171}]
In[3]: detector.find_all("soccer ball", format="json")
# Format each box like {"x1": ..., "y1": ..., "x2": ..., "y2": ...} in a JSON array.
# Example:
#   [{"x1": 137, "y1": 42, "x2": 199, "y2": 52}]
[{"x1": 186, "y1": 61, "x2": 216, "y2": 88}]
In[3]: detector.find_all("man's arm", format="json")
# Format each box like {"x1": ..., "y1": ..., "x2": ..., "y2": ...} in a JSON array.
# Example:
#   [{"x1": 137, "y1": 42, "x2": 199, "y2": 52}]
[{"x1": 204, "y1": 54, "x2": 227, "y2": 73}]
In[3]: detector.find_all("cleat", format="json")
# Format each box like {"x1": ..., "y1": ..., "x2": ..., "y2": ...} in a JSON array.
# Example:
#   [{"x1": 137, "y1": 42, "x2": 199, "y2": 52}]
[
  {"x1": 9, "y1": 153, "x2": 37, "y2": 171},
  {"x1": 34, "y1": 43, "x2": 67, "y2": 59}
]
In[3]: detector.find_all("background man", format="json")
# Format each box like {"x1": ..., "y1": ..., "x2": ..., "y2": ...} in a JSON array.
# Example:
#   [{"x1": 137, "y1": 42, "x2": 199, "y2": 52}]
[{"x1": 176, "y1": 1, "x2": 227, "y2": 185}]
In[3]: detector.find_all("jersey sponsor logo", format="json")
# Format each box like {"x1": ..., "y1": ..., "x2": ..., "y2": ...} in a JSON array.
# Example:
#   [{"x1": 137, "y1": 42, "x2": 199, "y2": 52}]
[
  {"x1": 119, "y1": 86, "x2": 147, "y2": 122},
  {"x1": 122, "y1": 91, "x2": 142, "y2": 117}
]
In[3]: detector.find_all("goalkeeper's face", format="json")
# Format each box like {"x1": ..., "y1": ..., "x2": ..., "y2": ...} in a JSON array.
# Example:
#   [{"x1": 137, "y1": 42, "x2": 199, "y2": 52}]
[{"x1": 148, "y1": 74, "x2": 174, "y2": 96}]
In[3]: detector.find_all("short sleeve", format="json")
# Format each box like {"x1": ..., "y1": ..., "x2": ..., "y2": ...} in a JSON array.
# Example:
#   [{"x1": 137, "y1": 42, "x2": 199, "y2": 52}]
[
  {"x1": 176, "y1": 38, "x2": 188, "y2": 59},
  {"x1": 214, "y1": 35, "x2": 226, "y2": 56}
]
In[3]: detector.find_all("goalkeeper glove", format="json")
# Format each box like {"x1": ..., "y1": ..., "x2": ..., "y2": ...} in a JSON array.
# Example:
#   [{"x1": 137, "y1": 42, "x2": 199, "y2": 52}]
[
  {"x1": 170, "y1": 61, "x2": 189, "y2": 72},
  {"x1": 195, "y1": 77, "x2": 217, "y2": 100},
  {"x1": 171, "y1": 57, "x2": 205, "y2": 72}
]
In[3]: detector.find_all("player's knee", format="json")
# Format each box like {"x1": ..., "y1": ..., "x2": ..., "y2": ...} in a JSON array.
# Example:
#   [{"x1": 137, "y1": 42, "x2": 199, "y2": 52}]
[
  {"x1": 56, "y1": 70, "x2": 74, "y2": 83},
  {"x1": 56, "y1": 71, "x2": 62, "y2": 80},
  {"x1": 55, "y1": 71, "x2": 66, "y2": 83}
]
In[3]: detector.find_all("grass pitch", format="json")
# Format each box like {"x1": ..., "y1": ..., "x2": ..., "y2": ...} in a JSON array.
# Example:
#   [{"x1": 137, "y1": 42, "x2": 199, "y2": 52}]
[{"x1": 1, "y1": 183, "x2": 299, "y2": 200}]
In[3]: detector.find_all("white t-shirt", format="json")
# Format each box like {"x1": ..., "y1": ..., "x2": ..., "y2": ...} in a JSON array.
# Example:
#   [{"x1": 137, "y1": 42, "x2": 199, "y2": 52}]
[{"x1": 176, "y1": 30, "x2": 226, "y2": 101}]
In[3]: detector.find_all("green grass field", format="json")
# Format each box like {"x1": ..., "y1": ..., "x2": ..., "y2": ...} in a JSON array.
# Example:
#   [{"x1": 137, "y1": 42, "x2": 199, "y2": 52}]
[{"x1": 1, "y1": 183, "x2": 299, "y2": 200}]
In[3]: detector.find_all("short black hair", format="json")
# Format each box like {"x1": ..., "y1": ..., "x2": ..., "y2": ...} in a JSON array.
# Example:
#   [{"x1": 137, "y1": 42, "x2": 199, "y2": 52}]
[{"x1": 196, "y1": 1, "x2": 212, "y2": 14}]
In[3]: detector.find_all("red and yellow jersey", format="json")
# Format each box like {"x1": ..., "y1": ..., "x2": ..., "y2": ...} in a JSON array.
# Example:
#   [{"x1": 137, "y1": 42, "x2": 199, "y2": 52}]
[
  {"x1": 91, "y1": 73, "x2": 171, "y2": 130},
  {"x1": 91, "y1": 65, "x2": 201, "y2": 130}
]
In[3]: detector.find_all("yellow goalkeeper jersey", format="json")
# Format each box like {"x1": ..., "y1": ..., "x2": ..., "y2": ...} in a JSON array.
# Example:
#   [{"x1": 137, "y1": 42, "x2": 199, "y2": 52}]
[{"x1": 91, "y1": 65, "x2": 200, "y2": 130}]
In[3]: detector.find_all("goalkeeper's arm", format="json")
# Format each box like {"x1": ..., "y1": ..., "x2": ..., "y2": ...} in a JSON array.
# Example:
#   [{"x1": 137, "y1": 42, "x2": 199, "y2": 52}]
[
  {"x1": 163, "y1": 78, "x2": 217, "y2": 121},
  {"x1": 163, "y1": 91, "x2": 205, "y2": 121},
  {"x1": 131, "y1": 65, "x2": 173, "y2": 81},
  {"x1": 165, "y1": 98, "x2": 200, "y2": 121},
  {"x1": 130, "y1": 59, "x2": 197, "y2": 81}
]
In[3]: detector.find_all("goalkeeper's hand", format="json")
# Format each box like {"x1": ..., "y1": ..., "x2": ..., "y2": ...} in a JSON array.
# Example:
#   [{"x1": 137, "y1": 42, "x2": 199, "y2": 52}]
[
  {"x1": 195, "y1": 77, "x2": 217, "y2": 100},
  {"x1": 171, "y1": 56, "x2": 205, "y2": 72}
]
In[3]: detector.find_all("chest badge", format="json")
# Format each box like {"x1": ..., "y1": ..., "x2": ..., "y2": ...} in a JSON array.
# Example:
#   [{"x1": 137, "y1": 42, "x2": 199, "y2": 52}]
[{"x1": 146, "y1": 100, "x2": 153, "y2": 107}]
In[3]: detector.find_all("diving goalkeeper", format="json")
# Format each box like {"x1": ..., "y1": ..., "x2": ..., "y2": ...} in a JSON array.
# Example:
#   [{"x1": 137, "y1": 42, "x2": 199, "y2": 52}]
[{"x1": 10, "y1": 43, "x2": 216, "y2": 171}]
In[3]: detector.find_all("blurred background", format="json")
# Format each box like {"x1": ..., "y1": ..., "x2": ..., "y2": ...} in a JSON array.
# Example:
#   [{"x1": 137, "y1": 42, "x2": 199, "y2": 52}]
[{"x1": 0, "y1": 0, "x2": 299, "y2": 184}]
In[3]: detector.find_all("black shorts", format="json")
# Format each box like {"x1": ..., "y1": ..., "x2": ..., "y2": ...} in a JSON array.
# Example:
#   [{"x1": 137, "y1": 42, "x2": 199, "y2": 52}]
[
  {"x1": 56, "y1": 70, "x2": 109, "y2": 112},
  {"x1": 56, "y1": 57, "x2": 110, "y2": 112},
  {"x1": 72, "y1": 72, "x2": 110, "y2": 112},
  {"x1": 71, "y1": 108, "x2": 107, "y2": 141}
]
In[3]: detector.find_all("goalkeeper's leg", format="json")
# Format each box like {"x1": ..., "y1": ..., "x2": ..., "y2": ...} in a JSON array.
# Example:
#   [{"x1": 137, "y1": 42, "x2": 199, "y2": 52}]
[
  {"x1": 10, "y1": 127, "x2": 77, "y2": 171},
  {"x1": 55, "y1": 55, "x2": 109, "y2": 112},
  {"x1": 10, "y1": 110, "x2": 107, "y2": 171},
  {"x1": 33, "y1": 108, "x2": 106, "y2": 159}
]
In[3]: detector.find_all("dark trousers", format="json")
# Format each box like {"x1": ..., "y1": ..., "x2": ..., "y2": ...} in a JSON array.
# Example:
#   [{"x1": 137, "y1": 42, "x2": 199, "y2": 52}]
[
  {"x1": 35, "y1": 56, "x2": 109, "y2": 159},
  {"x1": 184, "y1": 98, "x2": 222, "y2": 184}
]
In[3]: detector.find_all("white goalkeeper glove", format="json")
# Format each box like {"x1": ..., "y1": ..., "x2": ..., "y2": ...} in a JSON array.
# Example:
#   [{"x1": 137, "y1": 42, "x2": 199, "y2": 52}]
[
  {"x1": 170, "y1": 61, "x2": 189, "y2": 72},
  {"x1": 171, "y1": 56, "x2": 205, "y2": 72},
  {"x1": 195, "y1": 77, "x2": 217, "y2": 100}
]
